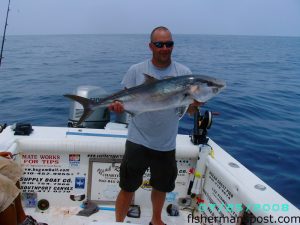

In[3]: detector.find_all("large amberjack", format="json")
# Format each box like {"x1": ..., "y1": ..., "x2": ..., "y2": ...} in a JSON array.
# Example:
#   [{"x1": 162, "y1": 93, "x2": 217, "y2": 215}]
[{"x1": 64, "y1": 74, "x2": 226, "y2": 125}]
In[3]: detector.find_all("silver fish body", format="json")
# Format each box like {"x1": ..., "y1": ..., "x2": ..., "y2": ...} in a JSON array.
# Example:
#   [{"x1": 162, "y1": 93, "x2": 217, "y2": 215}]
[{"x1": 64, "y1": 74, "x2": 226, "y2": 125}]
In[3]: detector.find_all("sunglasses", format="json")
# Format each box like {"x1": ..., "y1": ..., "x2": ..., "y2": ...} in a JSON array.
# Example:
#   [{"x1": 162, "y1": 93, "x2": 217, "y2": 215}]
[{"x1": 151, "y1": 41, "x2": 174, "y2": 48}]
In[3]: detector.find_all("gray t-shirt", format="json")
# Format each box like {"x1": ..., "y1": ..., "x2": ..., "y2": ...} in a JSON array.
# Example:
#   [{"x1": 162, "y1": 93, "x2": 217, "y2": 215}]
[{"x1": 121, "y1": 59, "x2": 192, "y2": 151}]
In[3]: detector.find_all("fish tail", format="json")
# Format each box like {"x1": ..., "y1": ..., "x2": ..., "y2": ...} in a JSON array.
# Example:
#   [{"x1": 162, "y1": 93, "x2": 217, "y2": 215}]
[{"x1": 64, "y1": 94, "x2": 95, "y2": 126}]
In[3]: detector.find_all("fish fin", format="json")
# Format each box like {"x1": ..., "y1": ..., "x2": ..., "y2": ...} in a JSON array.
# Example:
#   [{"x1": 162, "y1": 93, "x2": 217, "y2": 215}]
[
  {"x1": 143, "y1": 73, "x2": 158, "y2": 84},
  {"x1": 177, "y1": 106, "x2": 189, "y2": 120},
  {"x1": 64, "y1": 94, "x2": 95, "y2": 126}
]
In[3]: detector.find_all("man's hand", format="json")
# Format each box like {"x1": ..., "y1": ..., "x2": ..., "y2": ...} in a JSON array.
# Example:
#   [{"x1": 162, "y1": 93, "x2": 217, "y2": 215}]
[
  {"x1": 0, "y1": 152, "x2": 12, "y2": 158},
  {"x1": 108, "y1": 101, "x2": 124, "y2": 113},
  {"x1": 187, "y1": 100, "x2": 204, "y2": 115}
]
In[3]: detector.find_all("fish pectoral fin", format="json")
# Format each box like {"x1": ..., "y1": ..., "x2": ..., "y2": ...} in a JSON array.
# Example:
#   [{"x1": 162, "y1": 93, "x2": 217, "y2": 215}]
[{"x1": 143, "y1": 73, "x2": 158, "y2": 84}]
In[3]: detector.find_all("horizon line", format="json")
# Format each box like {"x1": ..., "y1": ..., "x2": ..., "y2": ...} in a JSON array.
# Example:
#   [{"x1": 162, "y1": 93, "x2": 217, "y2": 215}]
[{"x1": 3, "y1": 32, "x2": 300, "y2": 38}]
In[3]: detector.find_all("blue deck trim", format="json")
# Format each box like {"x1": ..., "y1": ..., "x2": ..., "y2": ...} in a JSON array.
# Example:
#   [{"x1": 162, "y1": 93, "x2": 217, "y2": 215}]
[
  {"x1": 80, "y1": 203, "x2": 115, "y2": 211},
  {"x1": 66, "y1": 131, "x2": 127, "y2": 138}
]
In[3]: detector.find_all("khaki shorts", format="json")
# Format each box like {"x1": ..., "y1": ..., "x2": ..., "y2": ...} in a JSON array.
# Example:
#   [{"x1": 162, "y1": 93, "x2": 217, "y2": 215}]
[{"x1": 0, "y1": 156, "x2": 23, "y2": 213}]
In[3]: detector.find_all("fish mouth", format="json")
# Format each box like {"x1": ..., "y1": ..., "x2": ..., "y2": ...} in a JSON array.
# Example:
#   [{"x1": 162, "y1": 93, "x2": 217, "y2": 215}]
[{"x1": 211, "y1": 78, "x2": 226, "y2": 89}]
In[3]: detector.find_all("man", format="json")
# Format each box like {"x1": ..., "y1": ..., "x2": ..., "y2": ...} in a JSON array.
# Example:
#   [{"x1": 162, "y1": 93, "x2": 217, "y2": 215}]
[
  {"x1": 110, "y1": 26, "x2": 200, "y2": 225},
  {"x1": 0, "y1": 152, "x2": 47, "y2": 225}
]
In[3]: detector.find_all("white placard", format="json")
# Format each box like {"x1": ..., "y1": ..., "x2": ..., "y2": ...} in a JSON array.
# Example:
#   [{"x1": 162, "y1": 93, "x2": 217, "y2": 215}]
[{"x1": 90, "y1": 161, "x2": 121, "y2": 203}]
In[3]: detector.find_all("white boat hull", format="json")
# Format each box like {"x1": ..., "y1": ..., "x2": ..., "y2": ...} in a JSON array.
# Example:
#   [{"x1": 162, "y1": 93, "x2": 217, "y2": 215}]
[{"x1": 0, "y1": 124, "x2": 299, "y2": 224}]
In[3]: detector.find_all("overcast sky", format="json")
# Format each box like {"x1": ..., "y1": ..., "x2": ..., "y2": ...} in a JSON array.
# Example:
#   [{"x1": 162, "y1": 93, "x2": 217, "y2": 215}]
[{"x1": 0, "y1": 0, "x2": 299, "y2": 36}]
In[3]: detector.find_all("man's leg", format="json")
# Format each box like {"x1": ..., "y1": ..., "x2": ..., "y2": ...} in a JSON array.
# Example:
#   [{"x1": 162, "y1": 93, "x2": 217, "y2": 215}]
[
  {"x1": 0, "y1": 204, "x2": 18, "y2": 225},
  {"x1": 149, "y1": 149, "x2": 177, "y2": 225},
  {"x1": 116, "y1": 141, "x2": 148, "y2": 222},
  {"x1": 150, "y1": 188, "x2": 166, "y2": 225},
  {"x1": 115, "y1": 189, "x2": 134, "y2": 222}
]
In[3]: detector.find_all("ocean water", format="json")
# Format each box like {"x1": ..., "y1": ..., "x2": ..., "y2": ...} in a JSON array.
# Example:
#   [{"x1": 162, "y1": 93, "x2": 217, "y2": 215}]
[{"x1": 0, "y1": 34, "x2": 300, "y2": 208}]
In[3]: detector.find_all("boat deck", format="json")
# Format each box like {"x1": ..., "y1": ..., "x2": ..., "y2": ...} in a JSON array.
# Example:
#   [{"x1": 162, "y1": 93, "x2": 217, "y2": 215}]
[{"x1": 25, "y1": 206, "x2": 194, "y2": 225}]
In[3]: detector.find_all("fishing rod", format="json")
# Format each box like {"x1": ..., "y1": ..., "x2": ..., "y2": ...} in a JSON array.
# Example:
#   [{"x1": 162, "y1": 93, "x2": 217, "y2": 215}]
[{"x1": 0, "y1": 0, "x2": 11, "y2": 68}]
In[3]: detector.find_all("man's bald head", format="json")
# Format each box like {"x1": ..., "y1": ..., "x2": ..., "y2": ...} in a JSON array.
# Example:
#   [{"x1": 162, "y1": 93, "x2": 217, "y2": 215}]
[{"x1": 150, "y1": 26, "x2": 172, "y2": 42}]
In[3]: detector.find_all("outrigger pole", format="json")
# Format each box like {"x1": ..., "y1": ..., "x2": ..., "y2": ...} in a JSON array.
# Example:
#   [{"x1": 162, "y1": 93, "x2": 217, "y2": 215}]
[{"x1": 0, "y1": 0, "x2": 11, "y2": 68}]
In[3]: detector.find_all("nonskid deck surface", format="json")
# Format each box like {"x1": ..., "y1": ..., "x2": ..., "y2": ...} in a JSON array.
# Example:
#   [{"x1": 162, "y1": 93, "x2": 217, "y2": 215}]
[{"x1": 25, "y1": 206, "x2": 194, "y2": 225}]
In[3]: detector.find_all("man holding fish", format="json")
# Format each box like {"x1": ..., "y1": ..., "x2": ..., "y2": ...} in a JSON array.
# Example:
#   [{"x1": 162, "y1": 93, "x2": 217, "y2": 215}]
[
  {"x1": 110, "y1": 26, "x2": 202, "y2": 225},
  {"x1": 64, "y1": 26, "x2": 225, "y2": 225}
]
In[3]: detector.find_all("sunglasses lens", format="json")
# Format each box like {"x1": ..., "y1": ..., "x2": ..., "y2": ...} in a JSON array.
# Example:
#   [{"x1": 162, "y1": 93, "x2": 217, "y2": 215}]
[
  {"x1": 165, "y1": 41, "x2": 174, "y2": 48},
  {"x1": 154, "y1": 42, "x2": 163, "y2": 48},
  {"x1": 152, "y1": 41, "x2": 174, "y2": 48}
]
